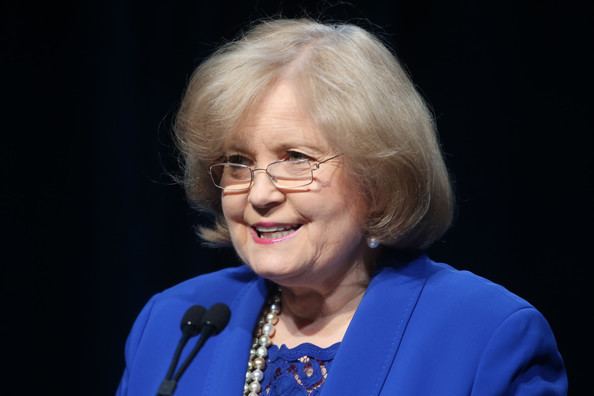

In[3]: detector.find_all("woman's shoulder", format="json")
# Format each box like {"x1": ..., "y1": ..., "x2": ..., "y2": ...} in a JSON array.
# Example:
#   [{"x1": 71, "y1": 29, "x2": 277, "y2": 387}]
[
  {"x1": 399, "y1": 256, "x2": 548, "y2": 333},
  {"x1": 155, "y1": 264, "x2": 258, "y2": 304},
  {"x1": 122, "y1": 265, "x2": 259, "y2": 356},
  {"x1": 378, "y1": 254, "x2": 539, "y2": 321},
  {"x1": 371, "y1": 255, "x2": 567, "y2": 394},
  {"x1": 423, "y1": 258, "x2": 533, "y2": 313}
]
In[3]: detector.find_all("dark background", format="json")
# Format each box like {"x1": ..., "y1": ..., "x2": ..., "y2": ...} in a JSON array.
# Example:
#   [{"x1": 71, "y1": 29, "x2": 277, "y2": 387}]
[{"x1": 2, "y1": 0, "x2": 592, "y2": 394}]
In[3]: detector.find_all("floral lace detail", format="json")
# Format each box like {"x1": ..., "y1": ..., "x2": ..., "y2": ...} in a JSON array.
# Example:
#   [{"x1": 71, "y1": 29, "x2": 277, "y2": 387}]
[{"x1": 260, "y1": 342, "x2": 341, "y2": 396}]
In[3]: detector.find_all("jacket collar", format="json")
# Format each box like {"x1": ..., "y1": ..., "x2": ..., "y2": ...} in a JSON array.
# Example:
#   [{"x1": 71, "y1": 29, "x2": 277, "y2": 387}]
[
  {"x1": 200, "y1": 255, "x2": 433, "y2": 395},
  {"x1": 322, "y1": 254, "x2": 433, "y2": 395},
  {"x1": 199, "y1": 274, "x2": 268, "y2": 395}
]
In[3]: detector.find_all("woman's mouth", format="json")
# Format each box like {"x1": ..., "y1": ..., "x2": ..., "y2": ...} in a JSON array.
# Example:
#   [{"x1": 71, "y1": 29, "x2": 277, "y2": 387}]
[{"x1": 251, "y1": 224, "x2": 302, "y2": 244}]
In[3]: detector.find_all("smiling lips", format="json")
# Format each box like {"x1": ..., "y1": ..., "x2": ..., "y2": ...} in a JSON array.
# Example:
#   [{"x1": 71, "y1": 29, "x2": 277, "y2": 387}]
[{"x1": 251, "y1": 223, "x2": 302, "y2": 244}]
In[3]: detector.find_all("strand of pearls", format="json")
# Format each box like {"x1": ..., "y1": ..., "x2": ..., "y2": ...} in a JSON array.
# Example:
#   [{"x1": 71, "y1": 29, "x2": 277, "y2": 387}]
[{"x1": 243, "y1": 291, "x2": 281, "y2": 396}]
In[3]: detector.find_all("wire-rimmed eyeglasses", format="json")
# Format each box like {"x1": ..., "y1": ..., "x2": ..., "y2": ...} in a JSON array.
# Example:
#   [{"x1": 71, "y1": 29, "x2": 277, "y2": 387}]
[{"x1": 208, "y1": 154, "x2": 342, "y2": 191}]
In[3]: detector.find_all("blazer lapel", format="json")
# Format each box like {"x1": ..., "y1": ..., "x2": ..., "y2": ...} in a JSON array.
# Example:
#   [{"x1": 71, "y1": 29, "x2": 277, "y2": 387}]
[
  {"x1": 200, "y1": 275, "x2": 269, "y2": 395},
  {"x1": 322, "y1": 256, "x2": 433, "y2": 396}
]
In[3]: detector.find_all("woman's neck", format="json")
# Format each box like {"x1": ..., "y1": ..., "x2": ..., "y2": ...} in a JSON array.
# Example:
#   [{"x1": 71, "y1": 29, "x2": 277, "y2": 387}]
[{"x1": 273, "y1": 262, "x2": 370, "y2": 348}]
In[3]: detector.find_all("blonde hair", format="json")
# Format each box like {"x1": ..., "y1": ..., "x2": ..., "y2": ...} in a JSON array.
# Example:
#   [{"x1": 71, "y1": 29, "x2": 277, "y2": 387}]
[{"x1": 175, "y1": 18, "x2": 454, "y2": 250}]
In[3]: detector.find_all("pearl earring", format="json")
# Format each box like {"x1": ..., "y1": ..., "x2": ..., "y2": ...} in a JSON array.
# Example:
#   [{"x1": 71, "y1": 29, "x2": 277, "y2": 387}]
[{"x1": 367, "y1": 237, "x2": 380, "y2": 249}]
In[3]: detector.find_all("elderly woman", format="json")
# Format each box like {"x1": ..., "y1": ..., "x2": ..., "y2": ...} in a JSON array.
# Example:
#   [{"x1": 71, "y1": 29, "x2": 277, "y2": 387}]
[{"x1": 117, "y1": 19, "x2": 567, "y2": 395}]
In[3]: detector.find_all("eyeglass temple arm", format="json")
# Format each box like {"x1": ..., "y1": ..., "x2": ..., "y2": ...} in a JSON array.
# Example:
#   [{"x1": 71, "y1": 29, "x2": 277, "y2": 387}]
[{"x1": 313, "y1": 154, "x2": 342, "y2": 169}]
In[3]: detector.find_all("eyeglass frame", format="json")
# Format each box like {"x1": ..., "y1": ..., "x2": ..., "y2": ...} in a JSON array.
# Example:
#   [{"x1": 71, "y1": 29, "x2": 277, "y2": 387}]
[{"x1": 208, "y1": 154, "x2": 343, "y2": 191}]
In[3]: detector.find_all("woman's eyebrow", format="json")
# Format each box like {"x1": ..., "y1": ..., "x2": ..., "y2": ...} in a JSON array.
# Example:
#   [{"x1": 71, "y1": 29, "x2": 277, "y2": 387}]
[
  {"x1": 274, "y1": 142, "x2": 328, "y2": 154},
  {"x1": 223, "y1": 141, "x2": 328, "y2": 156},
  {"x1": 221, "y1": 143, "x2": 252, "y2": 155}
]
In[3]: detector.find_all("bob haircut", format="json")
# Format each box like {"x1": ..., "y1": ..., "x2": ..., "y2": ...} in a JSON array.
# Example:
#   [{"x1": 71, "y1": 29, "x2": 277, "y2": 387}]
[{"x1": 175, "y1": 18, "x2": 454, "y2": 250}]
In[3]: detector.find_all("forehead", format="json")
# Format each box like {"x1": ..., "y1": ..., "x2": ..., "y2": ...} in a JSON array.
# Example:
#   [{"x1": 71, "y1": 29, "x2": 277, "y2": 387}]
[{"x1": 224, "y1": 81, "x2": 331, "y2": 154}]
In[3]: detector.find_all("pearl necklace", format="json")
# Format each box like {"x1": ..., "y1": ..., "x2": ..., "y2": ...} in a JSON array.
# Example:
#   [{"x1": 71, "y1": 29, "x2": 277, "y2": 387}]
[{"x1": 243, "y1": 291, "x2": 281, "y2": 396}]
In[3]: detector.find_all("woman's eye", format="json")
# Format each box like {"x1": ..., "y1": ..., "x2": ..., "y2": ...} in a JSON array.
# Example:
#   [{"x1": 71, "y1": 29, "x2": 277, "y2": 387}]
[
  {"x1": 227, "y1": 154, "x2": 251, "y2": 165},
  {"x1": 286, "y1": 151, "x2": 313, "y2": 162}
]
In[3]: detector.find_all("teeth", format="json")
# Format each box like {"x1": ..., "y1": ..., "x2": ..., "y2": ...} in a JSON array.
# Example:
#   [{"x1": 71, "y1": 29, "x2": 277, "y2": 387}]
[
  {"x1": 255, "y1": 225, "x2": 296, "y2": 232},
  {"x1": 254, "y1": 224, "x2": 301, "y2": 239},
  {"x1": 265, "y1": 230, "x2": 294, "y2": 239}
]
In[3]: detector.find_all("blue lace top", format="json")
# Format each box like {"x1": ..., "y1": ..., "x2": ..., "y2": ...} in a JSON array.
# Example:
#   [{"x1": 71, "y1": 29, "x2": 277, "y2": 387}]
[{"x1": 260, "y1": 342, "x2": 341, "y2": 396}]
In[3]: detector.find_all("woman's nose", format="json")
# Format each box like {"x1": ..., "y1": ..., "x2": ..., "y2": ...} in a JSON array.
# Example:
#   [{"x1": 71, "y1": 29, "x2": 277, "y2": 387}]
[{"x1": 247, "y1": 169, "x2": 285, "y2": 209}]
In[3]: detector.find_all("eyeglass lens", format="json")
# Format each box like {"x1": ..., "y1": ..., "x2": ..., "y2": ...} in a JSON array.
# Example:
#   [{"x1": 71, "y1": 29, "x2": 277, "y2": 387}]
[{"x1": 211, "y1": 160, "x2": 313, "y2": 190}]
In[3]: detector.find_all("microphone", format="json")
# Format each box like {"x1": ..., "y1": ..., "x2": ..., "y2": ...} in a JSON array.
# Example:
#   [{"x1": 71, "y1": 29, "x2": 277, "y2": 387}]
[
  {"x1": 157, "y1": 305, "x2": 206, "y2": 396},
  {"x1": 157, "y1": 303, "x2": 231, "y2": 396},
  {"x1": 165, "y1": 305, "x2": 206, "y2": 381}
]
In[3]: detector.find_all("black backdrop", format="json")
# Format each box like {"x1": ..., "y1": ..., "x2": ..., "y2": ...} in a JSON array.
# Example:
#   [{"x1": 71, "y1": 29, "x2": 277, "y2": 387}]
[{"x1": 2, "y1": 1, "x2": 592, "y2": 394}]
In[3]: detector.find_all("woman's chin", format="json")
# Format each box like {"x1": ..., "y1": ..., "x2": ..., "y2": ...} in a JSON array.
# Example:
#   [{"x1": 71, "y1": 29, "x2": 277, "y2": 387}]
[{"x1": 247, "y1": 261, "x2": 307, "y2": 285}]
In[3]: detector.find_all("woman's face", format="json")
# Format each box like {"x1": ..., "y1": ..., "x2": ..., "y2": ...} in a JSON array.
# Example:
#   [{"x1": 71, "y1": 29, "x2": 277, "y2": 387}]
[{"x1": 221, "y1": 81, "x2": 369, "y2": 291}]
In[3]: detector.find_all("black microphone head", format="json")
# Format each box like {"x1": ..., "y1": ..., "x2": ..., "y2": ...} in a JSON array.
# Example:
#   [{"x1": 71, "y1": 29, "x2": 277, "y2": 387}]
[
  {"x1": 180, "y1": 305, "x2": 206, "y2": 336},
  {"x1": 202, "y1": 303, "x2": 231, "y2": 334}
]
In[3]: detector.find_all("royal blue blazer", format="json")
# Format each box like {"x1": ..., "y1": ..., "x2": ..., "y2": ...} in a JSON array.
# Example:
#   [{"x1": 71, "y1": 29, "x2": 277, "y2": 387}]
[{"x1": 117, "y1": 255, "x2": 567, "y2": 395}]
